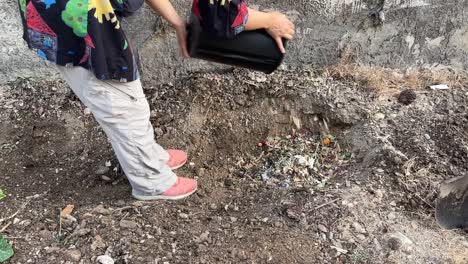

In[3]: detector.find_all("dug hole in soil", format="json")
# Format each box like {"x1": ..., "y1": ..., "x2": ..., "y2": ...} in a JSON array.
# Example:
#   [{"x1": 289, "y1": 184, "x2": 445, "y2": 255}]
[{"x1": 0, "y1": 66, "x2": 468, "y2": 263}]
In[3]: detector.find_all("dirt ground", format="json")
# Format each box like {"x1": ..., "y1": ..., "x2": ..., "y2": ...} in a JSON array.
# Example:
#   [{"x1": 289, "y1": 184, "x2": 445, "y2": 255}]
[{"x1": 0, "y1": 66, "x2": 467, "y2": 264}]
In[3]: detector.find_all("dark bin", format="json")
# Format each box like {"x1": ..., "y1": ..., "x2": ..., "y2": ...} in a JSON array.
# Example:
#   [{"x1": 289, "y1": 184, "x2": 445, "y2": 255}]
[{"x1": 186, "y1": 14, "x2": 286, "y2": 74}]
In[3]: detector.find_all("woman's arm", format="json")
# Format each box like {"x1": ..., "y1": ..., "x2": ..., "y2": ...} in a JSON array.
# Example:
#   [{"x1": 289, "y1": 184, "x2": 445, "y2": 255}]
[
  {"x1": 145, "y1": 0, "x2": 190, "y2": 58},
  {"x1": 245, "y1": 9, "x2": 295, "y2": 53}
]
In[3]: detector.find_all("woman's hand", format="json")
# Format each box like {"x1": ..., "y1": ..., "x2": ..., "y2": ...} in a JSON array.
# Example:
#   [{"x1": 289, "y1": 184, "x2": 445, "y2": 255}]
[
  {"x1": 265, "y1": 12, "x2": 295, "y2": 53},
  {"x1": 245, "y1": 9, "x2": 295, "y2": 53},
  {"x1": 172, "y1": 19, "x2": 190, "y2": 58},
  {"x1": 145, "y1": 0, "x2": 189, "y2": 58}
]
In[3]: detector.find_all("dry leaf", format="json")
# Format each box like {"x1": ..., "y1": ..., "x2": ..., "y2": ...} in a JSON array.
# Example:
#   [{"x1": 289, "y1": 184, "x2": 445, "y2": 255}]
[
  {"x1": 60, "y1": 204, "x2": 75, "y2": 217},
  {"x1": 323, "y1": 137, "x2": 331, "y2": 146}
]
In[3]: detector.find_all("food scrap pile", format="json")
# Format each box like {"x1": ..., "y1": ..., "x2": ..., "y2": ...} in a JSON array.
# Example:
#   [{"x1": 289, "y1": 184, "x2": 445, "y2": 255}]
[{"x1": 237, "y1": 133, "x2": 353, "y2": 189}]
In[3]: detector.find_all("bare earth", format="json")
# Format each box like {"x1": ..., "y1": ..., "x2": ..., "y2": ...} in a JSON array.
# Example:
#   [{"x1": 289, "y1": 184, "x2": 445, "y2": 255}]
[{"x1": 0, "y1": 67, "x2": 467, "y2": 263}]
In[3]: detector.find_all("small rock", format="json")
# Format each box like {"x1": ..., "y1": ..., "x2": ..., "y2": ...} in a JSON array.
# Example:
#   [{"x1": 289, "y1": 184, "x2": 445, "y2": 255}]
[
  {"x1": 92, "y1": 205, "x2": 112, "y2": 215},
  {"x1": 120, "y1": 220, "x2": 138, "y2": 230},
  {"x1": 39, "y1": 229, "x2": 52, "y2": 239},
  {"x1": 317, "y1": 224, "x2": 328, "y2": 233},
  {"x1": 375, "y1": 189, "x2": 384, "y2": 200},
  {"x1": 197, "y1": 168, "x2": 206, "y2": 177},
  {"x1": 388, "y1": 237, "x2": 402, "y2": 250},
  {"x1": 388, "y1": 232, "x2": 413, "y2": 251},
  {"x1": 179, "y1": 213, "x2": 189, "y2": 219},
  {"x1": 387, "y1": 212, "x2": 397, "y2": 220},
  {"x1": 19, "y1": 219, "x2": 32, "y2": 227},
  {"x1": 462, "y1": 241, "x2": 468, "y2": 248},
  {"x1": 91, "y1": 235, "x2": 106, "y2": 251},
  {"x1": 398, "y1": 89, "x2": 417, "y2": 105},
  {"x1": 45, "y1": 247, "x2": 60, "y2": 254},
  {"x1": 82, "y1": 213, "x2": 94, "y2": 220},
  {"x1": 374, "y1": 113, "x2": 385, "y2": 120},
  {"x1": 84, "y1": 108, "x2": 91, "y2": 115},
  {"x1": 352, "y1": 222, "x2": 367, "y2": 234},
  {"x1": 356, "y1": 234, "x2": 367, "y2": 241},
  {"x1": 13, "y1": 218, "x2": 21, "y2": 225},
  {"x1": 424, "y1": 134, "x2": 431, "y2": 140},
  {"x1": 75, "y1": 228, "x2": 91, "y2": 237},
  {"x1": 96, "y1": 255, "x2": 115, "y2": 264},
  {"x1": 154, "y1": 127, "x2": 164, "y2": 138},
  {"x1": 195, "y1": 231, "x2": 210, "y2": 244},
  {"x1": 224, "y1": 178, "x2": 235, "y2": 188},
  {"x1": 96, "y1": 166, "x2": 109, "y2": 175},
  {"x1": 101, "y1": 175, "x2": 112, "y2": 182},
  {"x1": 373, "y1": 238, "x2": 382, "y2": 251},
  {"x1": 66, "y1": 249, "x2": 82, "y2": 261}
]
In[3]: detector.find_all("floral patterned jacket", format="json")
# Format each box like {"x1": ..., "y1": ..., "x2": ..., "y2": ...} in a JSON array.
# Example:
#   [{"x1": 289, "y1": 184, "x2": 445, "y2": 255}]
[
  {"x1": 18, "y1": 0, "x2": 143, "y2": 82},
  {"x1": 18, "y1": 0, "x2": 248, "y2": 82}
]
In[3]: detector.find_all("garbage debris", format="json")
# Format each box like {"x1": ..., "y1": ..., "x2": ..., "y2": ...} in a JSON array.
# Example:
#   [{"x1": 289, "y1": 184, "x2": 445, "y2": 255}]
[{"x1": 237, "y1": 133, "x2": 352, "y2": 188}]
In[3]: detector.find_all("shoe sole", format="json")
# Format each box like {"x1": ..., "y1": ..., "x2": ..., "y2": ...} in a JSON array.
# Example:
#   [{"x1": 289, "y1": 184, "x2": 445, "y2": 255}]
[
  {"x1": 132, "y1": 187, "x2": 197, "y2": 201},
  {"x1": 169, "y1": 158, "x2": 187, "y2": 170}
]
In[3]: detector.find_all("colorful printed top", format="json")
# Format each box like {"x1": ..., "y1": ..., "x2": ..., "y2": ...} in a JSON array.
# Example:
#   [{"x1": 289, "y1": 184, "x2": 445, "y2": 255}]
[
  {"x1": 18, "y1": 0, "x2": 143, "y2": 82},
  {"x1": 192, "y1": 0, "x2": 248, "y2": 38}
]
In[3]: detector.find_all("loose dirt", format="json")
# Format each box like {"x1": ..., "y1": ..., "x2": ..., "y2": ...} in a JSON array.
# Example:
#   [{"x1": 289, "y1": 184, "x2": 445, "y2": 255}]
[{"x1": 0, "y1": 66, "x2": 467, "y2": 263}]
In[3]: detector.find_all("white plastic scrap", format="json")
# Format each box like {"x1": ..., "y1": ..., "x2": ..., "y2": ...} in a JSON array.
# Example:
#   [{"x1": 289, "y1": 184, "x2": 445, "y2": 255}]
[
  {"x1": 430, "y1": 84, "x2": 450, "y2": 90},
  {"x1": 97, "y1": 255, "x2": 115, "y2": 264}
]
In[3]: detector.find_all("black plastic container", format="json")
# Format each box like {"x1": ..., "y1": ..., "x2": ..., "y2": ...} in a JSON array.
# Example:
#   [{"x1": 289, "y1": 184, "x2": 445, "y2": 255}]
[{"x1": 186, "y1": 14, "x2": 286, "y2": 74}]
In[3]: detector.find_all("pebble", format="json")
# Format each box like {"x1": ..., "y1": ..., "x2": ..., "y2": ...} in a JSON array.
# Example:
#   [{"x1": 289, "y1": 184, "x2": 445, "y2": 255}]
[
  {"x1": 388, "y1": 237, "x2": 402, "y2": 250},
  {"x1": 96, "y1": 166, "x2": 110, "y2": 175},
  {"x1": 197, "y1": 168, "x2": 206, "y2": 177},
  {"x1": 39, "y1": 229, "x2": 52, "y2": 239},
  {"x1": 375, "y1": 189, "x2": 384, "y2": 200},
  {"x1": 388, "y1": 232, "x2": 413, "y2": 251},
  {"x1": 373, "y1": 238, "x2": 382, "y2": 251},
  {"x1": 101, "y1": 175, "x2": 112, "y2": 182},
  {"x1": 20, "y1": 219, "x2": 32, "y2": 227},
  {"x1": 97, "y1": 255, "x2": 115, "y2": 264},
  {"x1": 317, "y1": 224, "x2": 328, "y2": 233},
  {"x1": 66, "y1": 249, "x2": 82, "y2": 261},
  {"x1": 75, "y1": 228, "x2": 91, "y2": 237},
  {"x1": 120, "y1": 220, "x2": 138, "y2": 230},
  {"x1": 44, "y1": 246, "x2": 60, "y2": 254},
  {"x1": 91, "y1": 235, "x2": 106, "y2": 251},
  {"x1": 387, "y1": 212, "x2": 397, "y2": 220},
  {"x1": 179, "y1": 213, "x2": 189, "y2": 219},
  {"x1": 154, "y1": 127, "x2": 164, "y2": 138},
  {"x1": 356, "y1": 234, "x2": 367, "y2": 241},
  {"x1": 352, "y1": 222, "x2": 367, "y2": 234},
  {"x1": 374, "y1": 113, "x2": 385, "y2": 120},
  {"x1": 462, "y1": 241, "x2": 468, "y2": 248},
  {"x1": 196, "y1": 231, "x2": 210, "y2": 244},
  {"x1": 92, "y1": 205, "x2": 112, "y2": 215}
]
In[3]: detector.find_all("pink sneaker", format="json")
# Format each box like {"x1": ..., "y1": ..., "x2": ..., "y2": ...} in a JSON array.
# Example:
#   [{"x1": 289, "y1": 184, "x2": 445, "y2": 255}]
[
  {"x1": 167, "y1": 149, "x2": 188, "y2": 170},
  {"x1": 132, "y1": 177, "x2": 198, "y2": 201}
]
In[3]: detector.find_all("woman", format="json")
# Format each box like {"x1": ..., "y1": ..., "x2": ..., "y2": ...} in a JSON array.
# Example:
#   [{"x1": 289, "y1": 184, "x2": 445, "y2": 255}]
[{"x1": 18, "y1": 0, "x2": 295, "y2": 200}]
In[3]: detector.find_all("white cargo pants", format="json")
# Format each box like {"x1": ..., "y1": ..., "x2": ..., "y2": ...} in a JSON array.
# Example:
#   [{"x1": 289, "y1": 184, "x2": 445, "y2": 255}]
[{"x1": 57, "y1": 66, "x2": 177, "y2": 195}]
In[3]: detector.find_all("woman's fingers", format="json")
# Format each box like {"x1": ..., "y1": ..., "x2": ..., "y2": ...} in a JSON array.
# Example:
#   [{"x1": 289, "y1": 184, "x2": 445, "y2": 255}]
[
  {"x1": 175, "y1": 25, "x2": 190, "y2": 58},
  {"x1": 275, "y1": 37, "x2": 286, "y2": 53},
  {"x1": 283, "y1": 34, "x2": 294, "y2": 40}
]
